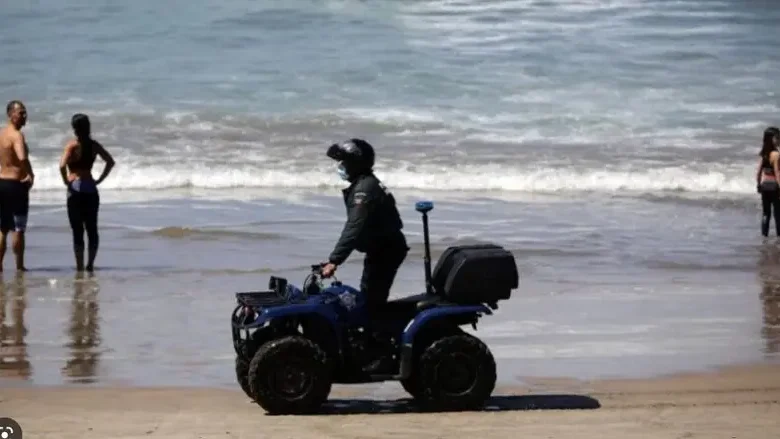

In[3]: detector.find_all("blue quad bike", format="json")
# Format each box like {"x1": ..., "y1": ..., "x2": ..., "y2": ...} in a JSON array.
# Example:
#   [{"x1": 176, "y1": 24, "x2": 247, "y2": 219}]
[{"x1": 230, "y1": 200, "x2": 519, "y2": 414}]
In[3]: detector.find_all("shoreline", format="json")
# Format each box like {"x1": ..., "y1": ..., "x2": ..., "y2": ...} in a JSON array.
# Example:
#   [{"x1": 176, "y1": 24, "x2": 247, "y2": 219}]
[
  {"x1": 2, "y1": 357, "x2": 778, "y2": 390},
  {"x1": 2, "y1": 361, "x2": 778, "y2": 438},
  {"x1": 2, "y1": 338, "x2": 777, "y2": 391}
]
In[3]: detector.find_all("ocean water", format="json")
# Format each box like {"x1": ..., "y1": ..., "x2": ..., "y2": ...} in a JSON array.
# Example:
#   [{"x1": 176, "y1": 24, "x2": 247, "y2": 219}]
[{"x1": 1, "y1": 0, "x2": 780, "y2": 388}]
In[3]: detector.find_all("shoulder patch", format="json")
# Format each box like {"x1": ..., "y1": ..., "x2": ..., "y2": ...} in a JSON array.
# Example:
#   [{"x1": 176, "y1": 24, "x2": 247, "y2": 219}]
[{"x1": 353, "y1": 191, "x2": 367, "y2": 205}]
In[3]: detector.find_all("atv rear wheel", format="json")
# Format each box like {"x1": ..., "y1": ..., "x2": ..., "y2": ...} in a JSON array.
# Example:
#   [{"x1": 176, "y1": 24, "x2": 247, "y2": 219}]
[
  {"x1": 417, "y1": 334, "x2": 496, "y2": 411},
  {"x1": 402, "y1": 324, "x2": 465, "y2": 401},
  {"x1": 235, "y1": 356, "x2": 253, "y2": 400},
  {"x1": 400, "y1": 377, "x2": 422, "y2": 399},
  {"x1": 248, "y1": 335, "x2": 332, "y2": 414}
]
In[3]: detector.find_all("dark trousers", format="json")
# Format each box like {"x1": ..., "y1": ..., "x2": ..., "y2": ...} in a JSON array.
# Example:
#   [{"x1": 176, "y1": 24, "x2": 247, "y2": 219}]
[
  {"x1": 360, "y1": 245, "x2": 408, "y2": 315},
  {"x1": 67, "y1": 189, "x2": 100, "y2": 251},
  {"x1": 762, "y1": 190, "x2": 780, "y2": 237}
]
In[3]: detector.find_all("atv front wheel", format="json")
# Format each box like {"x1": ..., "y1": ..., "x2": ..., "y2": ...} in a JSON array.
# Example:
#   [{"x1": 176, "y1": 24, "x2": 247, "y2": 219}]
[
  {"x1": 248, "y1": 335, "x2": 332, "y2": 414},
  {"x1": 235, "y1": 356, "x2": 253, "y2": 399},
  {"x1": 417, "y1": 334, "x2": 496, "y2": 411},
  {"x1": 236, "y1": 327, "x2": 278, "y2": 401}
]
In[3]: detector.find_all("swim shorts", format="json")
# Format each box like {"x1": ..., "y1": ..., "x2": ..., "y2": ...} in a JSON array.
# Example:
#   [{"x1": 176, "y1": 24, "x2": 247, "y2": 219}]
[{"x1": 0, "y1": 178, "x2": 30, "y2": 232}]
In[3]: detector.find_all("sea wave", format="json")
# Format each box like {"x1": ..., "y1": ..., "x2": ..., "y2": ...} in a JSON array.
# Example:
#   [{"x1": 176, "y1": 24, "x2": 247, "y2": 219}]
[{"x1": 28, "y1": 159, "x2": 755, "y2": 195}]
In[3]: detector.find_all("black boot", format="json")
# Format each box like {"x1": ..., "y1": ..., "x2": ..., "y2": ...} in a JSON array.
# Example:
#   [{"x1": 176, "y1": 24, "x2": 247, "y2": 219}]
[
  {"x1": 360, "y1": 329, "x2": 395, "y2": 374},
  {"x1": 362, "y1": 354, "x2": 395, "y2": 374}
]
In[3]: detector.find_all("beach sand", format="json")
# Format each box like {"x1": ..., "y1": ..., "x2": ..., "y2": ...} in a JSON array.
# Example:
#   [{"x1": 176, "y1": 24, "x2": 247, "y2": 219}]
[{"x1": 2, "y1": 362, "x2": 778, "y2": 439}]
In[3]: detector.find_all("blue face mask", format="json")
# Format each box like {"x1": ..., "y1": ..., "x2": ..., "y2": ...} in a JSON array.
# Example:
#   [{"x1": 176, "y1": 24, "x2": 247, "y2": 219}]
[{"x1": 337, "y1": 163, "x2": 349, "y2": 180}]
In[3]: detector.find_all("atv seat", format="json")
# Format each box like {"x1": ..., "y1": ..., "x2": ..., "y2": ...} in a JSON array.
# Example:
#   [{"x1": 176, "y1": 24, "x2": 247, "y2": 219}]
[{"x1": 381, "y1": 293, "x2": 451, "y2": 316}]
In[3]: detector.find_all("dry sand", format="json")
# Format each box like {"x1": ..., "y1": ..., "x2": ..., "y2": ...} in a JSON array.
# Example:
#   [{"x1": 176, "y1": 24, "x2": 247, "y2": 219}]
[{"x1": 2, "y1": 362, "x2": 779, "y2": 439}]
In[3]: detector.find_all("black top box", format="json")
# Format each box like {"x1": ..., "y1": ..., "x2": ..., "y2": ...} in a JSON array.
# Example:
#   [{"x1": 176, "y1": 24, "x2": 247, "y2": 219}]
[{"x1": 431, "y1": 244, "x2": 519, "y2": 304}]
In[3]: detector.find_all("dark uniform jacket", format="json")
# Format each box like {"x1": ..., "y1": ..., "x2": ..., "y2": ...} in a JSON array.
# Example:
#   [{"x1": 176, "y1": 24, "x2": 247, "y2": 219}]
[{"x1": 328, "y1": 173, "x2": 407, "y2": 265}]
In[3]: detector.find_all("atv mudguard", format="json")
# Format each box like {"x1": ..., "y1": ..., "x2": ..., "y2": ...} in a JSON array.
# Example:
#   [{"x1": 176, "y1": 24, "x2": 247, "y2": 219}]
[{"x1": 401, "y1": 304, "x2": 493, "y2": 345}]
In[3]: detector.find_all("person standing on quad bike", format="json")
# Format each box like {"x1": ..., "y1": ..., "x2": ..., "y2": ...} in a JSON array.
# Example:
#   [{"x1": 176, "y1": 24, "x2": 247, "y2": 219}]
[
  {"x1": 321, "y1": 139, "x2": 409, "y2": 370},
  {"x1": 321, "y1": 139, "x2": 409, "y2": 307}
]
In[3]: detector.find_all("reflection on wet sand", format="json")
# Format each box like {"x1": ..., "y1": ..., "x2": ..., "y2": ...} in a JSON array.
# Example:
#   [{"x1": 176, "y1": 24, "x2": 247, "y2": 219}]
[
  {"x1": 757, "y1": 245, "x2": 780, "y2": 355},
  {"x1": 62, "y1": 272, "x2": 102, "y2": 383},
  {"x1": 0, "y1": 273, "x2": 30, "y2": 380}
]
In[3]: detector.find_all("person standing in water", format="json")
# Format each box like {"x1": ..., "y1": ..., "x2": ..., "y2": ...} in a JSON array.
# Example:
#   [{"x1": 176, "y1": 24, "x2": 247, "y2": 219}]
[
  {"x1": 58, "y1": 114, "x2": 115, "y2": 271},
  {"x1": 756, "y1": 126, "x2": 780, "y2": 237},
  {"x1": 0, "y1": 100, "x2": 35, "y2": 272}
]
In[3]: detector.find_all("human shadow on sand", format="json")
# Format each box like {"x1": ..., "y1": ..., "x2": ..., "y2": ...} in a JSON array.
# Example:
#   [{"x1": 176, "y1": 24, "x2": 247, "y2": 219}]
[{"x1": 263, "y1": 394, "x2": 601, "y2": 416}]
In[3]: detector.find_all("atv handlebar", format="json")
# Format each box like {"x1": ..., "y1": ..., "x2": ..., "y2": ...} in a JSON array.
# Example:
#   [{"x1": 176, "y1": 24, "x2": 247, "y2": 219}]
[{"x1": 308, "y1": 262, "x2": 338, "y2": 284}]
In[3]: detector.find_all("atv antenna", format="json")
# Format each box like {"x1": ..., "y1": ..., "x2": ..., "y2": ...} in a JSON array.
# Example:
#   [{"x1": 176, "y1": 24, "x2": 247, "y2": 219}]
[{"x1": 415, "y1": 201, "x2": 434, "y2": 295}]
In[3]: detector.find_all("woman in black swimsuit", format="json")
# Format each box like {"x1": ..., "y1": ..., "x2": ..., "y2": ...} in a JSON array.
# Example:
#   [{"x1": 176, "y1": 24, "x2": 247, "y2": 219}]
[
  {"x1": 756, "y1": 126, "x2": 780, "y2": 237},
  {"x1": 58, "y1": 114, "x2": 115, "y2": 271}
]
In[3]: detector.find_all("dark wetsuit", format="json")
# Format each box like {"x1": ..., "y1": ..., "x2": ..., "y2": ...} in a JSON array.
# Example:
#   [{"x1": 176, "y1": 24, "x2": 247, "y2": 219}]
[
  {"x1": 66, "y1": 140, "x2": 100, "y2": 251},
  {"x1": 759, "y1": 154, "x2": 780, "y2": 237},
  {"x1": 0, "y1": 178, "x2": 30, "y2": 233},
  {"x1": 328, "y1": 172, "x2": 409, "y2": 313}
]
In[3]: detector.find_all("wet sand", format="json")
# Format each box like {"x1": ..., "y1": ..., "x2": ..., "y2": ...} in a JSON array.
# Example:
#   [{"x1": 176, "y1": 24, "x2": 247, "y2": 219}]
[
  {"x1": 2, "y1": 362, "x2": 778, "y2": 439},
  {"x1": 1, "y1": 193, "x2": 777, "y2": 388},
  {"x1": 2, "y1": 191, "x2": 779, "y2": 438}
]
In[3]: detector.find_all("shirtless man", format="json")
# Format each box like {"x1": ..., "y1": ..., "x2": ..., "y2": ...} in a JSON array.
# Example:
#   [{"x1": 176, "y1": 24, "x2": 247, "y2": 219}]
[{"x1": 0, "y1": 100, "x2": 35, "y2": 271}]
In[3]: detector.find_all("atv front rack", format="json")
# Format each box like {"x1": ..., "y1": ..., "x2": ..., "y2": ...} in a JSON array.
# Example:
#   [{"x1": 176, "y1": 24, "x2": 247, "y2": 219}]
[
  {"x1": 231, "y1": 290, "x2": 289, "y2": 356},
  {"x1": 231, "y1": 290, "x2": 286, "y2": 334},
  {"x1": 235, "y1": 290, "x2": 287, "y2": 308},
  {"x1": 231, "y1": 275, "x2": 298, "y2": 348}
]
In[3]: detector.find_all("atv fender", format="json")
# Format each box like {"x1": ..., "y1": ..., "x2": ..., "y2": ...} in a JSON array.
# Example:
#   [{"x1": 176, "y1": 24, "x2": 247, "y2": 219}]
[
  {"x1": 401, "y1": 305, "x2": 493, "y2": 345},
  {"x1": 240, "y1": 303, "x2": 340, "y2": 329},
  {"x1": 233, "y1": 302, "x2": 346, "y2": 373},
  {"x1": 396, "y1": 304, "x2": 492, "y2": 379}
]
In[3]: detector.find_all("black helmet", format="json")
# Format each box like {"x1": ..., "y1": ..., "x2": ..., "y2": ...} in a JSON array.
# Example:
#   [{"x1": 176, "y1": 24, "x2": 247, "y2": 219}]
[{"x1": 326, "y1": 138, "x2": 375, "y2": 173}]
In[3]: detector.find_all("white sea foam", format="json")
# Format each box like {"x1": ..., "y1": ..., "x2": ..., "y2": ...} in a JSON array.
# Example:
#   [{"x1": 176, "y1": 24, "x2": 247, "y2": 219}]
[{"x1": 26, "y1": 157, "x2": 756, "y2": 195}]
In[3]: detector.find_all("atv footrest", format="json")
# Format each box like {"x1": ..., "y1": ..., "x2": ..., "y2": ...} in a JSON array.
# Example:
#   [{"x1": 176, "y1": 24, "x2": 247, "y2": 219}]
[{"x1": 236, "y1": 290, "x2": 287, "y2": 308}]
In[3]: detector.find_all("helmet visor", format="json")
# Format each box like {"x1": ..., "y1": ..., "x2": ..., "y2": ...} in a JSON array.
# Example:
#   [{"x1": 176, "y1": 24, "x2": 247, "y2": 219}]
[{"x1": 326, "y1": 140, "x2": 359, "y2": 161}]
